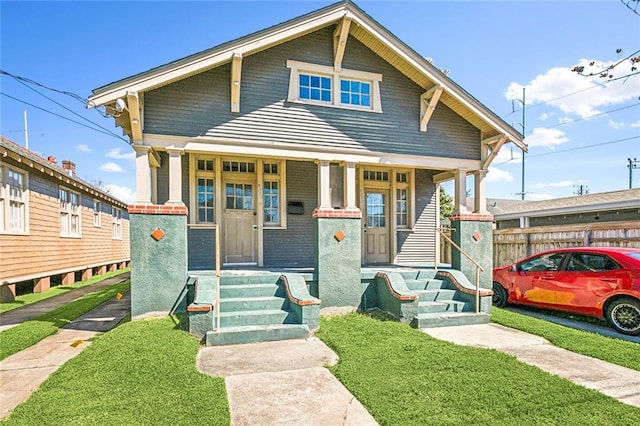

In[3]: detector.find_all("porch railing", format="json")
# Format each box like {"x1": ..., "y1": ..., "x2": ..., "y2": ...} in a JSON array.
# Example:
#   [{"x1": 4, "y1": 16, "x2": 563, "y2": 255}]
[
  {"x1": 215, "y1": 224, "x2": 221, "y2": 331},
  {"x1": 436, "y1": 227, "x2": 484, "y2": 314}
]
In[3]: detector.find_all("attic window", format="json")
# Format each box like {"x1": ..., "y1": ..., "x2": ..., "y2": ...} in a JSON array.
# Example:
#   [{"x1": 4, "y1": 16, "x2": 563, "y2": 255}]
[{"x1": 286, "y1": 60, "x2": 382, "y2": 113}]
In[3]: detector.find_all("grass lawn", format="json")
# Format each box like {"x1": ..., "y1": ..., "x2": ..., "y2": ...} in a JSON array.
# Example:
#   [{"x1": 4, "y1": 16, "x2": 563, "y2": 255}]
[
  {"x1": 0, "y1": 281, "x2": 130, "y2": 360},
  {"x1": 0, "y1": 268, "x2": 130, "y2": 314},
  {"x1": 491, "y1": 307, "x2": 640, "y2": 371},
  {"x1": 2, "y1": 317, "x2": 230, "y2": 426},
  {"x1": 316, "y1": 313, "x2": 640, "y2": 425}
]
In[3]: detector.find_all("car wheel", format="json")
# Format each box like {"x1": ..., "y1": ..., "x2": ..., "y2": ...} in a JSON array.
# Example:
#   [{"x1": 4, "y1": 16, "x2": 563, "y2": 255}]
[
  {"x1": 492, "y1": 282, "x2": 508, "y2": 308},
  {"x1": 606, "y1": 297, "x2": 640, "y2": 336}
]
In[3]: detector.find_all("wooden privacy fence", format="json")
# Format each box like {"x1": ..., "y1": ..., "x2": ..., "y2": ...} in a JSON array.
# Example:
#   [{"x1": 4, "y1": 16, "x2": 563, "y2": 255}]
[
  {"x1": 493, "y1": 221, "x2": 640, "y2": 267},
  {"x1": 439, "y1": 221, "x2": 640, "y2": 268}
]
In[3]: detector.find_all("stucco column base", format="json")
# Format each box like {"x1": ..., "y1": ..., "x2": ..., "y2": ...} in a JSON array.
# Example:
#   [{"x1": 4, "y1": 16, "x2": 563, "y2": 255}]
[
  {"x1": 129, "y1": 204, "x2": 188, "y2": 318},
  {"x1": 450, "y1": 213, "x2": 494, "y2": 292},
  {"x1": 314, "y1": 209, "x2": 362, "y2": 308}
]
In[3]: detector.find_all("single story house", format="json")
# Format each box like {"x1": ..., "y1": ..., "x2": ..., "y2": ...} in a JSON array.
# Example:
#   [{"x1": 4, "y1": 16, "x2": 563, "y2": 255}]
[
  {"x1": 89, "y1": 0, "x2": 525, "y2": 344},
  {"x1": 0, "y1": 136, "x2": 130, "y2": 302}
]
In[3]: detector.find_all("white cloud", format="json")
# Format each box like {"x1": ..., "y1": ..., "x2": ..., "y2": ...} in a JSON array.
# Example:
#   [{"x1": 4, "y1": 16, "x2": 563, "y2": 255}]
[
  {"x1": 529, "y1": 180, "x2": 575, "y2": 189},
  {"x1": 486, "y1": 167, "x2": 514, "y2": 183},
  {"x1": 525, "y1": 128, "x2": 569, "y2": 149},
  {"x1": 505, "y1": 59, "x2": 640, "y2": 118},
  {"x1": 99, "y1": 162, "x2": 125, "y2": 173},
  {"x1": 608, "y1": 119, "x2": 624, "y2": 129},
  {"x1": 493, "y1": 145, "x2": 523, "y2": 165},
  {"x1": 76, "y1": 144, "x2": 91, "y2": 152},
  {"x1": 537, "y1": 112, "x2": 551, "y2": 121},
  {"x1": 631, "y1": 120, "x2": 640, "y2": 128},
  {"x1": 527, "y1": 193, "x2": 554, "y2": 201},
  {"x1": 104, "y1": 184, "x2": 135, "y2": 204},
  {"x1": 106, "y1": 148, "x2": 135, "y2": 160}
]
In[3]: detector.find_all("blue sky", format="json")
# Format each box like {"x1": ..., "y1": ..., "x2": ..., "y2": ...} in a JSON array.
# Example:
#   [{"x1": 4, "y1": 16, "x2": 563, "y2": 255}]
[{"x1": 1, "y1": 0, "x2": 639, "y2": 204}]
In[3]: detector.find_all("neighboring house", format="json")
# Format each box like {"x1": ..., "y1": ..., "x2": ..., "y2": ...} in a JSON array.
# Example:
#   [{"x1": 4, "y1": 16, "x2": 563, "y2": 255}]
[
  {"x1": 0, "y1": 136, "x2": 130, "y2": 302},
  {"x1": 89, "y1": 1, "x2": 525, "y2": 343},
  {"x1": 492, "y1": 189, "x2": 640, "y2": 266}
]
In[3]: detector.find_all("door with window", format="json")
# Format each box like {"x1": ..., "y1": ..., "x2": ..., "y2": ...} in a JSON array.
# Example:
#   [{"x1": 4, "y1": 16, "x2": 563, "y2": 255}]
[
  {"x1": 364, "y1": 191, "x2": 389, "y2": 263},
  {"x1": 223, "y1": 182, "x2": 256, "y2": 264}
]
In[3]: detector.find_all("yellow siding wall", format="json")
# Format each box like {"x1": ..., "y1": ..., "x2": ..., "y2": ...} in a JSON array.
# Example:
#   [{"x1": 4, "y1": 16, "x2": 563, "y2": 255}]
[{"x1": 0, "y1": 177, "x2": 130, "y2": 283}]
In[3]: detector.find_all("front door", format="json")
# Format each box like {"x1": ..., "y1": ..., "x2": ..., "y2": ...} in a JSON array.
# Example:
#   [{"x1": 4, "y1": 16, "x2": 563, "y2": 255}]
[
  {"x1": 223, "y1": 182, "x2": 256, "y2": 264},
  {"x1": 364, "y1": 191, "x2": 389, "y2": 263}
]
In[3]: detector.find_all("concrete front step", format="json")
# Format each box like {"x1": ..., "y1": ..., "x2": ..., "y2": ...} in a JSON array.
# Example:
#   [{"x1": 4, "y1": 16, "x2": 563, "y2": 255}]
[
  {"x1": 219, "y1": 309, "x2": 293, "y2": 327},
  {"x1": 205, "y1": 324, "x2": 310, "y2": 346},
  {"x1": 418, "y1": 300, "x2": 466, "y2": 314},
  {"x1": 404, "y1": 279, "x2": 445, "y2": 291},
  {"x1": 415, "y1": 289, "x2": 456, "y2": 302},
  {"x1": 221, "y1": 296, "x2": 286, "y2": 311},
  {"x1": 220, "y1": 274, "x2": 282, "y2": 285},
  {"x1": 413, "y1": 312, "x2": 489, "y2": 329},
  {"x1": 220, "y1": 283, "x2": 281, "y2": 298}
]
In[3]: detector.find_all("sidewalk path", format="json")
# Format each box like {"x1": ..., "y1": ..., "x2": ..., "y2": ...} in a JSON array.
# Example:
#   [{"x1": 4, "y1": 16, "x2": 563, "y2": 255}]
[
  {"x1": 423, "y1": 323, "x2": 640, "y2": 408},
  {"x1": 197, "y1": 337, "x2": 379, "y2": 426},
  {"x1": 0, "y1": 272, "x2": 130, "y2": 332},
  {"x1": 0, "y1": 291, "x2": 130, "y2": 420}
]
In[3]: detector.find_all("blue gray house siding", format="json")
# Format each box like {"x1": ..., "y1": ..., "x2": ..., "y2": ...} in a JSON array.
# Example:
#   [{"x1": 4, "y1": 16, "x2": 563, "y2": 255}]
[
  {"x1": 263, "y1": 160, "x2": 317, "y2": 267},
  {"x1": 144, "y1": 26, "x2": 480, "y2": 159}
]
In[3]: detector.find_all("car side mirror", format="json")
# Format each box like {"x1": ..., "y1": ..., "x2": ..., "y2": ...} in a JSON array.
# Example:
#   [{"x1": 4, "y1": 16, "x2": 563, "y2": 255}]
[{"x1": 510, "y1": 264, "x2": 518, "y2": 272}]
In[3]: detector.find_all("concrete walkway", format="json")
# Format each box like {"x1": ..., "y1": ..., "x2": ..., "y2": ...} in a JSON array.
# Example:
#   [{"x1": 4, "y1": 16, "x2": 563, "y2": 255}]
[
  {"x1": 0, "y1": 289, "x2": 130, "y2": 420},
  {"x1": 423, "y1": 323, "x2": 640, "y2": 408},
  {"x1": 197, "y1": 338, "x2": 378, "y2": 426}
]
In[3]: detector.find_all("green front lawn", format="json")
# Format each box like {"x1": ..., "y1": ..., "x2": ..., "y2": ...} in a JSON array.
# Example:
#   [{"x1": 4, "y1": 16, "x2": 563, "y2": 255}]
[
  {"x1": 316, "y1": 313, "x2": 639, "y2": 425},
  {"x1": 3, "y1": 317, "x2": 230, "y2": 426},
  {"x1": 0, "y1": 268, "x2": 130, "y2": 314},
  {"x1": 0, "y1": 281, "x2": 130, "y2": 360},
  {"x1": 491, "y1": 307, "x2": 640, "y2": 371}
]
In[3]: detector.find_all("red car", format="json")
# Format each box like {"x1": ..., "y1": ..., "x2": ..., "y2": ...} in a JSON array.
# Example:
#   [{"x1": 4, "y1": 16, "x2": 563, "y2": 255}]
[{"x1": 492, "y1": 247, "x2": 640, "y2": 336}]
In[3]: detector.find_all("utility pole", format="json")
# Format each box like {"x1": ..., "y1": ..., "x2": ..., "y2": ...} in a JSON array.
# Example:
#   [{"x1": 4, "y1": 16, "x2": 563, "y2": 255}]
[
  {"x1": 573, "y1": 184, "x2": 589, "y2": 195},
  {"x1": 512, "y1": 87, "x2": 526, "y2": 200},
  {"x1": 629, "y1": 158, "x2": 639, "y2": 189}
]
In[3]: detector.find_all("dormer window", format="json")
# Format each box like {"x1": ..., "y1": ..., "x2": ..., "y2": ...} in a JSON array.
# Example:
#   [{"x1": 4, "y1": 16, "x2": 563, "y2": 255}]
[{"x1": 287, "y1": 60, "x2": 382, "y2": 113}]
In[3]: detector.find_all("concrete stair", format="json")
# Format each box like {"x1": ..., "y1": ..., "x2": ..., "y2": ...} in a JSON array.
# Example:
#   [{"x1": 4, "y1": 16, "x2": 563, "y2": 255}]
[
  {"x1": 205, "y1": 274, "x2": 312, "y2": 346},
  {"x1": 399, "y1": 271, "x2": 489, "y2": 329}
]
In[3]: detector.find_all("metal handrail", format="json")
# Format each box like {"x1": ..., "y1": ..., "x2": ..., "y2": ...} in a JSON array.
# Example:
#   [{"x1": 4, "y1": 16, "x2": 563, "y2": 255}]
[
  {"x1": 215, "y1": 224, "x2": 221, "y2": 332},
  {"x1": 436, "y1": 227, "x2": 484, "y2": 313}
]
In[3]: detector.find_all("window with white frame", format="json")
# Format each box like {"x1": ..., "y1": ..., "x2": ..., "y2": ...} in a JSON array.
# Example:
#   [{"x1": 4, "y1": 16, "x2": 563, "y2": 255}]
[
  {"x1": 112, "y1": 207, "x2": 122, "y2": 239},
  {"x1": 60, "y1": 187, "x2": 80, "y2": 237},
  {"x1": 0, "y1": 165, "x2": 28, "y2": 234},
  {"x1": 287, "y1": 60, "x2": 382, "y2": 112},
  {"x1": 196, "y1": 158, "x2": 215, "y2": 223},
  {"x1": 263, "y1": 162, "x2": 281, "y2": 226},
  {"x1": 396, "y1": 172, "x2": 410, "y2": 229},
  {"x1": 93, "y1": 199, "x2": 101, "y2": 227}
]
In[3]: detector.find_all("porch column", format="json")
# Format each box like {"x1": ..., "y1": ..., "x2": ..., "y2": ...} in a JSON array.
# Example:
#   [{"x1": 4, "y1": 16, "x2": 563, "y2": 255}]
[
  {"x1": 133, "y1": 145, "x2": 152, "y2": 204},
  {"x1": 453, "y1": 169, "x2": 469, "y2": 214},
  {"x1": 473, "y1": 169, "x2": 488, "y2": 214},
  {"x1": 166, "y1": 147, "x2": 184, "y2": 205},
  {"x1": 344, "y1": 162, "x2": 358, "y2": 210},
  {"x1": 317, "y1": 160, "x2": 331, "y2": 209},
  {"x1": 150, "y1": 166, "x2": 158, "y2": 204}
]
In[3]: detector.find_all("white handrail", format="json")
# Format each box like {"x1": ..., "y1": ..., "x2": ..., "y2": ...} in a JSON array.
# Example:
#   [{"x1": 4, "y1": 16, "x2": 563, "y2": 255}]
[
  {"x1": 215, "y1": 223, "x2": 221, "y2": 331},
  {"x1": 436, "y1": 227, "x2": 484, "y2": 314}
]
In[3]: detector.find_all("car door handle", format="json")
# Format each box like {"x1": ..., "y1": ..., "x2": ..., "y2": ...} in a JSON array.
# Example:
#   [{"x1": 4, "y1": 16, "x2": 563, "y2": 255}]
[
  {"x1": 541, "y1": 276, "x2": 556, "y2": 280},
  {"x1": 599, "y1": 277, "x2": 617, "y2": 282}
]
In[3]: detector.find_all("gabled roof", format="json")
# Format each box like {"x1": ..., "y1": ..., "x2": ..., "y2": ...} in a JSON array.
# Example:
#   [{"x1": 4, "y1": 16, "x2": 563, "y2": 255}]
[
  {"x1": 492, "y1": 189, "x2": 640, "y2": 220},
  {"x1": 0, "y1": 136, "x2": 128, "y2": 208},
  {"x1": 88, "y1": 0, "x2": 525, "y2": 151}
]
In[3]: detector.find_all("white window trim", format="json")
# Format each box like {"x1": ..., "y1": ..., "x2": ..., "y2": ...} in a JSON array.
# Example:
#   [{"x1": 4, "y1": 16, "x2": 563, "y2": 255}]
[
  {"x1": 286, "y1": 60, "x2": 382, "y2": 113},
  {"x1": 112, "y1": 206, "x2": 122, "y2": 240},
  {"x1": 0, "y1": 163, "x2": 29, "y2": 235},
  {"x1": 93, "y1": 199, "x2": 102, "y2": 228},
  {"x1": 59, "y1": 186, "x2": 81, "y2": 238},
  {"x1": 262, "y1": 160, "x2": 287, "y2": 229}
]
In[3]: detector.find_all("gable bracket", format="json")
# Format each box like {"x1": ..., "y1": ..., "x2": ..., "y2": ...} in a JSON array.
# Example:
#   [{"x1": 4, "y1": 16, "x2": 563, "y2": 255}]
[
  {"x1": 333, "y1": 16, "x2": 352, "y2": 72},
  {"x1": 126, "y1": 91, "x2": 143, "y2": 143},
  {"x1": 481, "y1": 134, "x2": 508, "y2": 169},
  {"x1": 420, "y1": 85, "x2": 443, "y2": 132},
  {"x1": 231, "y1": 53, "x2": 243, "y2": 113}
]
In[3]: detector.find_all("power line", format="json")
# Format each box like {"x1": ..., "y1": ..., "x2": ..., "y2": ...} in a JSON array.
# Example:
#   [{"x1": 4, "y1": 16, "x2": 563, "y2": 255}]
[
  {"x1": 543, "y1": 103, "x2": 640, "y2": 130},
  {"x1": 1, "y1": 92, "x2": 128, "y2": 141},
  {"x1": 10, "y1": 73, "x2": 127, "y2": 142}
]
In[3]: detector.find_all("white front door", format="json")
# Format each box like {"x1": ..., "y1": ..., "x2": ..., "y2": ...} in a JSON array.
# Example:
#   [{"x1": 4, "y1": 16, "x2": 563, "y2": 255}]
[
  {"x1": 364, "y1": 191, "x2": 389, "y2": 263},
  {"x1": 223, "y1": 182, "x2": 256, "y2": 264}
]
